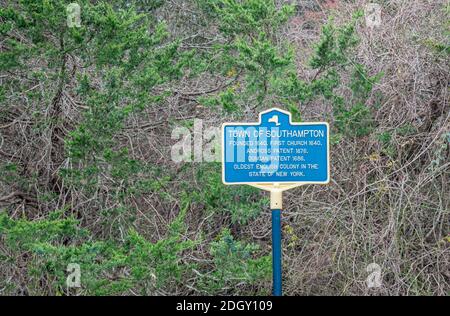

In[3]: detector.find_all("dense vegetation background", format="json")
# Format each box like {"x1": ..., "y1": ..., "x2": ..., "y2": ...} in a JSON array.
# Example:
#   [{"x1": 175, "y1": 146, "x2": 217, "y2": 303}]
[{"x1": 0, "y1": 0, "x2": 448, "y2": 295}]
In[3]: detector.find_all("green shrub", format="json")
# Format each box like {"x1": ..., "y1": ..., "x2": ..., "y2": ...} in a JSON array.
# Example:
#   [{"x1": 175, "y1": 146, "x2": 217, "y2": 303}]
[
  {"x1": 199, "y1": 228, "x2": 271, "y2": 295},
  {"x1": 0, "y1": 207, "x2": 195, "y2": 295},
  {"x1": 189, "y1": 166, "x2": 268, "y2": 225}
]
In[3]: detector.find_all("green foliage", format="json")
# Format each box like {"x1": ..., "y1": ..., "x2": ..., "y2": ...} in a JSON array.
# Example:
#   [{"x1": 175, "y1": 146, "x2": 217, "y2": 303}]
[
  {"x1": 279, "y1": 12, "x2": 382, "y2": 141},
  {"x1": 219, "y1": 88, "x2": 240, "y2": 113},
  {"x1": 198, "y1": 0, "x2": 294, "y2": 35},
  {"x1": 63, "y1": 5, "x2": 179, "y2": 155},
  {"x1": 336, "y1": 63, "x2": 382, "y2": 138},
  {"x1": 334, "y1": 98, "x2": 374, "y2": 138},
  {"x1": 195, "y1": 2, "x2": 381, "y2": 136},
  {"x1": 124, "y1": 203, "x2": 196, "y2": 291},
  {"x1": 0, "y1": 207, "x2": 272, "y2": 295},
  {"x1": 0, "y1": 212, "x2": 81, "y2": 250},
  {"x1": 377, "y1": 131, "x2": 396, "y2": 158},
  {"x1": 0, "y1": 207, "x2": 195, "y2": 295},
  {"x1": 1, "y1": 0, "x2": 192, "y2": 212},
  {"x1": 197, "y1": 0, "x2": 295, "y2": 110},
  {"x1": 307, "y1": 13, "x2": 383, "y2": 139},
  {"x1": 199, "y1": 228, "x2": 271, "y2": 294},
  {"x1": 350, "y1": 64, "x2": 382, "y2": 100},
  {"x1": 422, "y1": 4, "x2": 450, "y2": 57},
  {"x1": 430, "y1": 132, "x2": 450, "y2": 172},
  {"x1": 396, "y1": 123, "x2": 418, "y2": 137},
  {"x1": 189, "y1": 165, "x2": 268, "y2": 225},
  {"x1": 0, "y1": 163, "x2": 20, "y2": 187},
  {"x1": 309, "y1": 14, "x2": 361, "y2": 69}
]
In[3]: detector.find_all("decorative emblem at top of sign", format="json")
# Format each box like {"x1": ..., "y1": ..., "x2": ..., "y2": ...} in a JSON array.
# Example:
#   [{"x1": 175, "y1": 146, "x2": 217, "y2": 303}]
[
  {"x1": 260, "y1": 108, "x2": 291, "y2": 127},
  {"x1": 268, "y1": 115, "x2": 281, "y2": 126},
  {"x1": 222, "y1": 108, "x2": 330, "y2": 186}
]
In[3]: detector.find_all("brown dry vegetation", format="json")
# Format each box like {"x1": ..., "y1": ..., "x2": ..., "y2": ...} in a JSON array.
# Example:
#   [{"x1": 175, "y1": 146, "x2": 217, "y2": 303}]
[{"x1": 281, "y1": 0, "x2": 449, "y2": 295}]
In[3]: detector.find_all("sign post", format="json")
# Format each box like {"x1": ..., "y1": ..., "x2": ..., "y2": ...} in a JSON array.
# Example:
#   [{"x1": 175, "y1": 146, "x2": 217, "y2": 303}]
[
  {"x1": 271, "y1": 190, "x2": 282, "y2": 296},
  {"x1": 222, "y1": 108, "x2": 330, "y2": 296}
]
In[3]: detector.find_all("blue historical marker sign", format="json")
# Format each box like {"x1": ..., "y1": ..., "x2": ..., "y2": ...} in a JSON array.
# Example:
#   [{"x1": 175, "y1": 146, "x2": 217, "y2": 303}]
[{"x1": 222, "y1": 108, "x2": 330, "y2": 185}]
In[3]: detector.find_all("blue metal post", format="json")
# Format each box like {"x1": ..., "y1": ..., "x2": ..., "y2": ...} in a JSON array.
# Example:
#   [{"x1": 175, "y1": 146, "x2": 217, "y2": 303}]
[{"x1": 272, "y1": 209, "x2": 282, "y2": 296}]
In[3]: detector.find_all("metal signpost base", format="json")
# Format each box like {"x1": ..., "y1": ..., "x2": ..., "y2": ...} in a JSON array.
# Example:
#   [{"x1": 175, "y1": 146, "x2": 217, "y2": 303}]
[
  {"x1": 272, "y1": 208, "x2": 282, "y2": 296},
  {"x1": 271, "y1": 190, "x2": 282, "y2": 296},
  {"x1": 249, "y1": 184, "x2": 302, "y2": 296}
]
